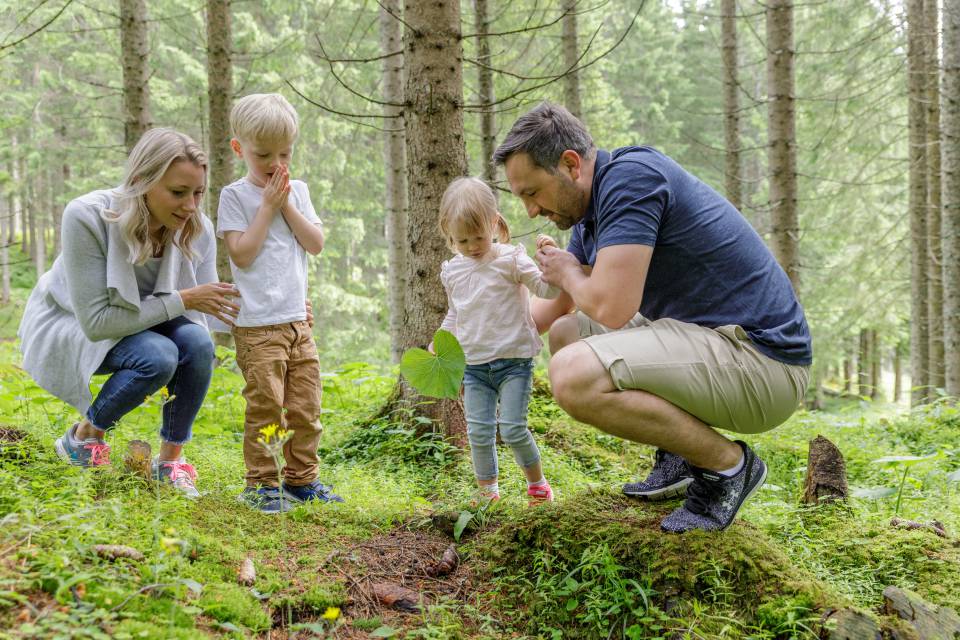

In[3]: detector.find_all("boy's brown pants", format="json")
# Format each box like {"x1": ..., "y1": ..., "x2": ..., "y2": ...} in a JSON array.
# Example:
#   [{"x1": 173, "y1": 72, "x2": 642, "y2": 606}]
[{"x1": 233, "y1": 321, "x2": 323, "y2": 488}]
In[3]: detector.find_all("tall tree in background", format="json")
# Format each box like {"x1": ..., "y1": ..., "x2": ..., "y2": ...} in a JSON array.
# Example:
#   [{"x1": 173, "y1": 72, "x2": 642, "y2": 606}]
[
  {"x1": 206, "y1": 0, "x2": 233, "y2": 285},
  {"x1": 722, "y1": 0, "x2": 742, "y2": 211},
  {"x1": 907, "y1": 0, "x2": 930, "y2": 405},
  {"x1": 925, "y1": 0, "x2": 945, "y2": 391},
  {"x1": 120, "y1": 0, "x2": 152, "y2": 152},
  {"x1": 562, "y1": 0, "x2": 583, "y2": 121},
  {"x1": 474, "y1": 0, "x2": 497, "y2": 188},
  {"x1": 380, "y1": 0, "x2": 408, "y2": 363},
  {"x1": 401, "y1": 0, "x2": 468, "y2": 439},
  {"x1": 766, "y1": 0, "x2": 800, "y2": 292},
  {"x1": 943, "y1": 0, "x2": 960, "y2": 397}
]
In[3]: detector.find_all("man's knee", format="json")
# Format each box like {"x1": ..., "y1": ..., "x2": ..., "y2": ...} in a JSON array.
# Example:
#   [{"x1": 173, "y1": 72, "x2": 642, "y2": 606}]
[
  {"x1": 548, "y1": 313, "x2": 581, "y2": 355},
  {"x1": 548, "y1": 342, "x2": 604, "y2": 421}
]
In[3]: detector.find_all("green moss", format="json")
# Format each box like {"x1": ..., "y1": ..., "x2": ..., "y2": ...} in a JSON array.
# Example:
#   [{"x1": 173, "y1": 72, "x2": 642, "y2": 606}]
[
  {"x1": 110, "y1": 619, "x2": 201, "y2": 640},
  {"x1": 300, "y1": 581, "x2": 348, "y2": 612},
  {"x1": 198, "y1": 583, "x2": 270, "y2": 632}
]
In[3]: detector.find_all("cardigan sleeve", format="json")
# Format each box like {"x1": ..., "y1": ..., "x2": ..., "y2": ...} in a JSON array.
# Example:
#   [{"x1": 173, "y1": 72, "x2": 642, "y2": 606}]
[{"x1": 61, "y1": 199, "x2": 181, "y2": 342}]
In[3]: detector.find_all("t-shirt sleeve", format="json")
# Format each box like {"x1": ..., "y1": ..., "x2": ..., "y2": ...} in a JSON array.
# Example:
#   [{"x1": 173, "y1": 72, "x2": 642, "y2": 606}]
[
  {"x1": 567, "y1": 227, "x2": 586, "y2": 264},
  {"x1": 216, "y1": 186, "x2": 250, "y2": 237},
  {"x1": 594, "y1": 160, "x2": 669, "y2": 250},
  {"x1": 292, "y1": 181, "x2": 322, "y2": 225}
]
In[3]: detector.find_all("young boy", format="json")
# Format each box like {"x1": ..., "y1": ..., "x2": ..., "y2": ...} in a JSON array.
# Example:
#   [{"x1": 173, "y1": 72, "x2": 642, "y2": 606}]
[{"x1": 217, "y1": 93, "x2": 342, "y2": 513}]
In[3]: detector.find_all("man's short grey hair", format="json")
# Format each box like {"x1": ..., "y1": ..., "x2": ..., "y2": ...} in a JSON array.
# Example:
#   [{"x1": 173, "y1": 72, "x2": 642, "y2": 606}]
[{"x1": 493, "y1": 102, "x2": 595, "y2": 172}]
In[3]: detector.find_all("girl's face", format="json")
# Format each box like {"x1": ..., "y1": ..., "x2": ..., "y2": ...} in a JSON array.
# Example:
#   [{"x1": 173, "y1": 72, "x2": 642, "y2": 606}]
[
  {"x1": 145, "y1": 160, "x2": 205, "y2": 232},
  {"x1": 452, "y1": 222, "x2": 494, "y2": 260}
]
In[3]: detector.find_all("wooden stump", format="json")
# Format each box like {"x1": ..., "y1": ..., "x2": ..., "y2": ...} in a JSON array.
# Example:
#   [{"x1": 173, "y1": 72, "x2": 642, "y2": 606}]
[
  {"x1": 883, "y1": 586, "x2": 960, "y2": 639},
  {"x1": 802, "y1": 435, "x2": 849, "y2": 505}
]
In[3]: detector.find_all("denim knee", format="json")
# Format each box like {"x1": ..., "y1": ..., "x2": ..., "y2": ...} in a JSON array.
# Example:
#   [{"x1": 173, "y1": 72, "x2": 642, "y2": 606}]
[
  {"x1": 467, "y1": 420, "x2": 497, "y2": 448},
  {"x1": 146, "y1": 341, "x2": 179, "y2": 384},
  {"x1": 499, "y1": 421, "x2": 532, "y2": 446}
]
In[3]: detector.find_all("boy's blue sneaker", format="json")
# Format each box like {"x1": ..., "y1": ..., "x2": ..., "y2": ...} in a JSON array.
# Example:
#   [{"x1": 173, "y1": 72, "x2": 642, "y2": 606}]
[
  {"x1": 239, "y1": 486, "x2": 293, "y2": 514},
  {"x1": 54, "y1": 423, "x2": 111, "y2": 468},
  {"x1": 282, "y1": 480, "x2": 344, "y2": 504}
]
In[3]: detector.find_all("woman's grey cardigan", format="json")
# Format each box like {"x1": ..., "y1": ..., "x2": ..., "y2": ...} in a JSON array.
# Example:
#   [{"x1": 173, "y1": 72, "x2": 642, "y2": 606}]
[{"x1": 18, "y1": 189, "x2": 221, "y2": 414}]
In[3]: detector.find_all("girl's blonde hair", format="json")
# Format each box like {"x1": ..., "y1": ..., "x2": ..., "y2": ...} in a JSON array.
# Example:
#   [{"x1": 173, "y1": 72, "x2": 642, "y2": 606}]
[
  {"x1": 438, "y1": 177, "x2": 510, "y2": 252},
  {"x1": 103, "y1": 128, "x2": 207, "y2": 265}
]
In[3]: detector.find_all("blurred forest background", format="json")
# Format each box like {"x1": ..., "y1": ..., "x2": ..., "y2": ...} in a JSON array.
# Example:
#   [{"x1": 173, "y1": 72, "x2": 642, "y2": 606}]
[{"x1": 1, "y1": 0, "x2": 958, "y2": 408}]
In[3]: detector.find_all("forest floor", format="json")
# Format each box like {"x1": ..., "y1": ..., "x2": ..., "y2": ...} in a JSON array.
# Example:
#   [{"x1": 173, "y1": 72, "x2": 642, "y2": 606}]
[{"x1": 1, "y1": 342, "x2": 959, "y2": 639}]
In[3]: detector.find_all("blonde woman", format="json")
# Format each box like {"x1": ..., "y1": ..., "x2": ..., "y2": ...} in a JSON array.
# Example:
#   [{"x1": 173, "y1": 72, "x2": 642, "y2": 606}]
[{"x1": 19, "y1": 128, "x2": 239, "y2": 497}]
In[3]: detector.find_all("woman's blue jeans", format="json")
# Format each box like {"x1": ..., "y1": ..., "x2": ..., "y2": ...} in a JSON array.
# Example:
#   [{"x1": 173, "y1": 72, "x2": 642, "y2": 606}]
[
  {"x1": 86, "y1": 316, "x2": 214, "y2": 444},
  {"x1": 463, "y1": 357, "x2": 541, "y2": 481}
]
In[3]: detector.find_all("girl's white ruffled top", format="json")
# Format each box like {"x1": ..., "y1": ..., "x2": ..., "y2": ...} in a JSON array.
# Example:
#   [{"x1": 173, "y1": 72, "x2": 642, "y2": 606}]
[{"x1": 439, "y1": 243, "x2": 559, "y2": 365}]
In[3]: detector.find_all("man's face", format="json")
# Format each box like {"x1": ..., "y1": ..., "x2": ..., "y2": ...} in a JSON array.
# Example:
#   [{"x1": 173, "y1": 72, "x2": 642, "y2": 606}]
[{"x1": 504, "y1": 152, "x2": 587, "y2": 231}]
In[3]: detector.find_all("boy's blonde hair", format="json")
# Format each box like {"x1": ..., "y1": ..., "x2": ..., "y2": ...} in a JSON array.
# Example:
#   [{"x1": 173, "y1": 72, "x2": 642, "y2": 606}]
[
  {"x1": 230, "y1": 93, "x2": 299, "y2": 143},
  {"x1": 438, "y1": 177, "x2": 510, "y2": 252},
  {"x1": 103, "y1": 127, "x2": 207, "y2": 265}
]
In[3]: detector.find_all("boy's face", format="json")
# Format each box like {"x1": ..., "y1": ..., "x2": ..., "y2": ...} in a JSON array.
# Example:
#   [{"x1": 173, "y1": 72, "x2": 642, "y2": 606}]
[{"x1": 230, "y1": 137, "x2": 294, "y2": 188}]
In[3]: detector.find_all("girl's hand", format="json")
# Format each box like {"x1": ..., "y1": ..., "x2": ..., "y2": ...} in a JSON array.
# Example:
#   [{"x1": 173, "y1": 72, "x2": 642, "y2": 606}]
[
  {"x1": 179, "y1": 283, "x2": 241, "y2": 326},
  {"x1": 536, "y1": 234, "x2": 558, "y2": 250},
  {"x1": 262, "y1": 165, "x2": 291, "y2": 211}
]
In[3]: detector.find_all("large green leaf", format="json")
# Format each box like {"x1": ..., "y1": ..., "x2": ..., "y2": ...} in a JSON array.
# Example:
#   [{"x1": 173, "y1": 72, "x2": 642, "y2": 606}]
[{"x1": 399, "y1": 330, "x2": 466, "y2": 399}]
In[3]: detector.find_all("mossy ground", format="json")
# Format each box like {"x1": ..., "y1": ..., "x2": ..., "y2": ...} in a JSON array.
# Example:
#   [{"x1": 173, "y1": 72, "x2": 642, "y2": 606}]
[{"x1": 1, "y1": 344, "x2": 958, "y2": 638}]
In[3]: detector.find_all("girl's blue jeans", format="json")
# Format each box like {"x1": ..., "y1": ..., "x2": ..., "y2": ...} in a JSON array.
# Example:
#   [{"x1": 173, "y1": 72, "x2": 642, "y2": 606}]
[
  {"x1": 86, "y1": 316, "x2": 214, "y2": 444},
  {"x1": 463, "y1": 357, "x2": 541, "y2": 481}
]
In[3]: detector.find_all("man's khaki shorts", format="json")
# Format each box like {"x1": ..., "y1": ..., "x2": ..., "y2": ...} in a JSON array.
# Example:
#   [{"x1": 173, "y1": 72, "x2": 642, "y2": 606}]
[{"x1": 577, "y1": 312, "x2": 809, "y2": 434}]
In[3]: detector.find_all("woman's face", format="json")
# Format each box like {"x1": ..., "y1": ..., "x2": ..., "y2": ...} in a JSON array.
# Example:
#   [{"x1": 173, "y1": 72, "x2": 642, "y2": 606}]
[{"x1": 144, "y1": 160, "x2": 206, "y2": 231}]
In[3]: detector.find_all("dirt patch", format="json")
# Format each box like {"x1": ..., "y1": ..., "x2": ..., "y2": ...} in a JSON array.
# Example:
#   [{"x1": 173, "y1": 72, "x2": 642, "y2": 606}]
[{"x1": 0, "y1": 425, "x2": 27, "y2": 443}]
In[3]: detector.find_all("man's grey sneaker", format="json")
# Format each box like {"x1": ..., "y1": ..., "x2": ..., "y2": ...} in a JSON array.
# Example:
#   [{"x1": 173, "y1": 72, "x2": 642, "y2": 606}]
[
  {"x1": 623, "y1": 449, "x2": 693, "y2": 500},
  {"x1": 660, "y1": 440, "x2": 767, "y2": 533},
  {"x1": 152, "y1": 457, "x2": 200, "y2": 499},
  {"x1": 282, "y1": 480, "x2": 344, "y2": 504},
  {"x1": 239, "y1": 486, "x2": 293, "y2": 514},
  {"x1": 55, "y1": 423, "x2": 111, "y2": 468}
]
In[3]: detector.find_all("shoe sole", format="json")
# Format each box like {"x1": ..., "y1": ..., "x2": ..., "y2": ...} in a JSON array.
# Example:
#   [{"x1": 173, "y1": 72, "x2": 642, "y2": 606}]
[{"x1": 622, "y1": 477, "x2": 694, "y2": 500}]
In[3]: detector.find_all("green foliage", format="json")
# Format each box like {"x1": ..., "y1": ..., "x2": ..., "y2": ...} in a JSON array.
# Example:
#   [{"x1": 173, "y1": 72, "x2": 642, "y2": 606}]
[
  {"x1": 199, "y1": 583, "x2": 271, "y2": 631},
  {"x1": 399, "y1": 330, "x2": 466, "y2": 400}
]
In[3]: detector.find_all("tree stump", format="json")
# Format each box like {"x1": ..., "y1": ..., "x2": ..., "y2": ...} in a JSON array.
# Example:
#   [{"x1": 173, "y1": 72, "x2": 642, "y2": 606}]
[
  {"x1": 802, "y1": 435, "x2": 849, "y2": 504},
  {"x1": 820, "y1": 608, "x2": 883, "y2": 640},
  {"x1": 883, "y1": 586, "x2": 960, "y2": 639}
]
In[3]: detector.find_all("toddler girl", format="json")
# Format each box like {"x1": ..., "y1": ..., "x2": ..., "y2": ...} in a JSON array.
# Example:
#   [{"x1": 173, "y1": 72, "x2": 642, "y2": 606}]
[{"x1": 436, "y1": 176, "x2": 559, "y2": 504}]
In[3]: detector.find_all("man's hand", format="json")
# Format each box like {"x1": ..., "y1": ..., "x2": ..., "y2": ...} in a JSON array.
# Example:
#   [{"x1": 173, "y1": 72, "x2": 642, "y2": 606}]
[
  {"x1": 305, "y1": 299, "x2": 314, "y2": 328},
  {"x1": 262, "y1": 165, "x2": 291, "y2": 212},
  {"x1": 535, "y1": 245, "x2": 581, "y2": 288}
]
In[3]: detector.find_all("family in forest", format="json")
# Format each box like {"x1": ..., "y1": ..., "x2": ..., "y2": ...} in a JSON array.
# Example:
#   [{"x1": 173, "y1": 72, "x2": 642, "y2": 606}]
[{"x1": 19, "y1": 97, "x2": 810, "y2": 532}]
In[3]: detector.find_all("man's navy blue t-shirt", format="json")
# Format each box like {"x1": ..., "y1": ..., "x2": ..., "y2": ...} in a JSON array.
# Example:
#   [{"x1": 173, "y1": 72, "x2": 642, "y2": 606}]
[{"x1": 568, "y1": 147, "x2": 812, "y2": 365}]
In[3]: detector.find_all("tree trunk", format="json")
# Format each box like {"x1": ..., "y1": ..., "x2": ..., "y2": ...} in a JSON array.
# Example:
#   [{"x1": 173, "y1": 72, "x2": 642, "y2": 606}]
[
  {"x1": 19, "y1": 149, "x2": 28, "y2": 258},
  {"x1": 766, "y1": 0, "x2": 800, "y2": 292},
  {"x1": 908, "y1": 0, "x2": 931, "y2": 405},
  {"x1": 381, "y1": 0, "x2": 408, "y2": 364},
  {"x1": 722, "y1": 0, "x2": 742, "y2": 211},
  {"x1": 474, "y1": 0, "x2": 497, "y2": 190},
  {"x1": 562, "y1": 0, "x2": 583, "y2": 122},
  {"x1": 1, "y1": 180, "x2": 8, "y2": 304},
  {"x1": 120, "y1": 0, "x2": 152, "y2": 152},
  {"x1": 858, "y1": 328, "x2": 870, "y2": 398},
  {"x1": 401, "y1": 0, "x2": 468, "y2": 441},
  {"x1": 842, "y1": 356, "x2": 852, "y2": 395},
  {"x1": 926, "y1": 0, "x2": 945, "y2": 392},
  {"x1": 870, "y1": 328, "x2": 880, "y2": 400},
  {"x1": 206, "y1": 0, "x2": 233, "y2": 285},
  {"x1": 894, "y1": 345, "x2": 903, "y2": 403},
  {"x1": 942, "y1": 0, "x2": 960, "y2": 397},
  {"x1": 55, "y1": 123, "x2": 68, "y2": 256}
]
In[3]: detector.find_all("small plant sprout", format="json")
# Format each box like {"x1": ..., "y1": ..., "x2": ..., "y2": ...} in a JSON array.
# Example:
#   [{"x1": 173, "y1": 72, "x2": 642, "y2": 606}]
[
  {"x1": 871, "y1": 452, "x2": 942, "y2": 516},
  {"x1": 258, "y1": 424, "x2": 294, "y2": 516}
]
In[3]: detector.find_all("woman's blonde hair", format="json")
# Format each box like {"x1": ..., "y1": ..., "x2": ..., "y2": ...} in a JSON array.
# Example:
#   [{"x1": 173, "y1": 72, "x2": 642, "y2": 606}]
[
  {"x1": 103, "y1": 128, "x2": 207, "y2": 265},
  {"x1": 438, "y1": 177, "x2": 510, "y2": 252}
]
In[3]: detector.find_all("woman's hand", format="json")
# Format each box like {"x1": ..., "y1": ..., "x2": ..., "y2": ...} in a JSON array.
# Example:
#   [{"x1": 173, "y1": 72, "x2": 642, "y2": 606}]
[
  {"x1": 179, "y1": 283, "x2": 241, "y2": 326},
  {"x1": 263, "y1": 165, "x2": 291, "y2": 212}
]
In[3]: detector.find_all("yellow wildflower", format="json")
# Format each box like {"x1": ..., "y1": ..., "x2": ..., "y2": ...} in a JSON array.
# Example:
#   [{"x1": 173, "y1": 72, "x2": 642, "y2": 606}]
[{"x1": 322, "y1": 606, "x2": 340, "y2": 620}]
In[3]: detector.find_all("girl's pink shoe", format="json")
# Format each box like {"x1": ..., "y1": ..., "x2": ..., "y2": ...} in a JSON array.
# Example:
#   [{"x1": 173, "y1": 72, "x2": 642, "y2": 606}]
[{"x1": 527, "y1": 481, "x2": 554, "y2": 505}]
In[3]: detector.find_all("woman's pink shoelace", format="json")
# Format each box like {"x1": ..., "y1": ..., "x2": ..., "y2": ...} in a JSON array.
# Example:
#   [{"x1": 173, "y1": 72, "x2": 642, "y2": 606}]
[{"x1": 83, "y1": 443, "x2": 111, "y2": 466}]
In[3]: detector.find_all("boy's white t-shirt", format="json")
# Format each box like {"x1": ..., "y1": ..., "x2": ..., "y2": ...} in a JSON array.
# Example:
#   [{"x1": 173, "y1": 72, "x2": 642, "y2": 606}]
[{"x1": 216, "y1": 176, "x2": 322, "y2": 327}]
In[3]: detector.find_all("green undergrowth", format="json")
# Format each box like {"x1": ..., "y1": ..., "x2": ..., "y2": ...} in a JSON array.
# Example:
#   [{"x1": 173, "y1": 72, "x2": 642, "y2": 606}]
[{"x1": 0, "y1": 340, "x2": 959, "y2": 638}]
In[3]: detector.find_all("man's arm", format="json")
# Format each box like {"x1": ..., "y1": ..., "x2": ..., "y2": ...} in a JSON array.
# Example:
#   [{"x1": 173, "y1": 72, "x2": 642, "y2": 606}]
[
  {"x1": 537, "y1": 244, "x2": 652, "y2": 329},
  {"x1": 531, "y1": 292, "x2": 576, "y2": 335}
]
